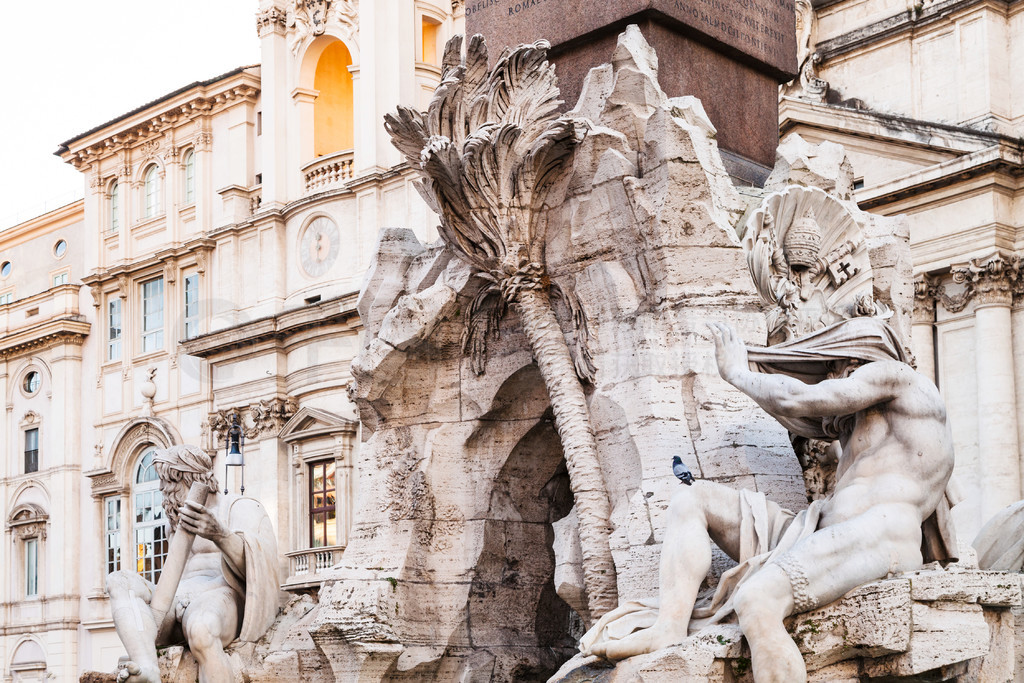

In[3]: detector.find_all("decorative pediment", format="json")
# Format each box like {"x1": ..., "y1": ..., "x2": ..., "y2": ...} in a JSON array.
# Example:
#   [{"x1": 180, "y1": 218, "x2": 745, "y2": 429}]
[
  {"x1": 279, "y1": 406, "x2": 357, "y2": 443},
  {"x1": 7, "y1": 503, "x2": 48, "y2": 539}
]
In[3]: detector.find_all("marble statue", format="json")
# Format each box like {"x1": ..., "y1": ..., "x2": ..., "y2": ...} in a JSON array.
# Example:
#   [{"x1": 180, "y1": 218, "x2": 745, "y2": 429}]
[
  {"x1": 576, "y1": 176, "x2": 960, "y2": 680},
  {"x1": 582, "y1": 316, "x2": 958, "y2": 681},
  {"x1": 106, "y1": 445, "x2": 279, "y2": 683}
]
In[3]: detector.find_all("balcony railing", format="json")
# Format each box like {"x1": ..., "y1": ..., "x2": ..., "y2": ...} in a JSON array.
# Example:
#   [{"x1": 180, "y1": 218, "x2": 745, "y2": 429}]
[
  {"x1": 283, "y1": 545, "x2": 343, "y2": 589},
  {"x1": 302, "y1": 150, "x2": 354, "y2": 194}
]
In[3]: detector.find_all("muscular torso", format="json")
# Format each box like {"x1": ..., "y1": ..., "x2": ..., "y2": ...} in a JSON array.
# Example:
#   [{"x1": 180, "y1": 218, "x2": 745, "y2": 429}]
[
  {"x1": 174, "y1": 497, "x2": 239, "y2": 600},
  {"x1": 819, "y1": 367, "x2": 954, "y2": 529}
]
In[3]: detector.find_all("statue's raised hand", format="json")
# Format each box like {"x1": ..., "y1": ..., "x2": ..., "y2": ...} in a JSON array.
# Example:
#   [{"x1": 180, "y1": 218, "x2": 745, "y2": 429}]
[
  {"x1": 178, "y1": 499, "x2": 228, "y2": 543},
  {"x1": 708, "y1": 322, "x2": 748, "y2": 384}
]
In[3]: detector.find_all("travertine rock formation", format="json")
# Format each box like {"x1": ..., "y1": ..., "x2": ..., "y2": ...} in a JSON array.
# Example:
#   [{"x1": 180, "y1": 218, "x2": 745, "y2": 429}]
[{"x1": 307, "y1": 27, "x2": 913, "y2": 681}]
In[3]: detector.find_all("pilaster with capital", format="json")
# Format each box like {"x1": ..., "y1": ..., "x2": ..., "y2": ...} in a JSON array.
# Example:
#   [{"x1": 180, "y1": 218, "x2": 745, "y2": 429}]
[
  {"x1": 953, "y1": 254, "x2": 1022, "y2": 514},
  {"x1": 912, "y1": 275, "x2": 938, "y2": 383}
]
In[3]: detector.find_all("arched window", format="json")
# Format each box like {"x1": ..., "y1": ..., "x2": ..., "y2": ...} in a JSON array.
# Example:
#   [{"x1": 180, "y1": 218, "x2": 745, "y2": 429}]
[
  {"x1": 110, "y1": 182, "x2": 120, "y2": 233},
  {"x1": 183, "y1": 150, "x2": 195, "y2": 205},
  {"x1": 132, "y1": 448, "x2": 168, "y2": 583},
  {"x1": 313, "y1": 40, "x2": 354, "y2": 157},
  {"x1": 143, "y1": 165, "x2": 161, "y2": 219}
]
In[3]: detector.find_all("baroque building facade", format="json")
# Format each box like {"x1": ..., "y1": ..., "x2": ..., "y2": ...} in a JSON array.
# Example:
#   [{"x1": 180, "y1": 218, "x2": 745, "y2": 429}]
[
  {"x1": 1, "y1": 0, "x2": 461, "y2": 679},
  {"x1": 780, "y1": 0, "x2": 1024, "y2": 542}
]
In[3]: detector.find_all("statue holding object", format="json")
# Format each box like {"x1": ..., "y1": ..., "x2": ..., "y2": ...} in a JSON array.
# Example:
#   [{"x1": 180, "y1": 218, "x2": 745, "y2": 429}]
[
  {"x1": 107, "y1": 445, "x2": 279, "y2": 683},
  {"x1": 581, "y1": 190, "x2": 959, "y2": 682}
]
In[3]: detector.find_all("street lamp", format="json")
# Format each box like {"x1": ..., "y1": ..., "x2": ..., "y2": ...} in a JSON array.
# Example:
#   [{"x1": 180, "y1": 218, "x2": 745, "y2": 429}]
[{"x1": 224, "y1": 413, "x2": 245, "y2": 495}]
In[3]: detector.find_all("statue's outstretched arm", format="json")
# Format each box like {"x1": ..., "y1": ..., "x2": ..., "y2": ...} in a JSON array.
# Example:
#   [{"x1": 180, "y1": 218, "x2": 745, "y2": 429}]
[{"x1": 709, "y1": 322, "x2": 905, "y2": 419}]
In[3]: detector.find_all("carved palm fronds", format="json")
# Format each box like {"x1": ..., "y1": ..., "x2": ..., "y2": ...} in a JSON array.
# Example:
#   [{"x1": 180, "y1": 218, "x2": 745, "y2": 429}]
[{"x1": 385, "y1": 35, "x2": 616, "y2": 619}]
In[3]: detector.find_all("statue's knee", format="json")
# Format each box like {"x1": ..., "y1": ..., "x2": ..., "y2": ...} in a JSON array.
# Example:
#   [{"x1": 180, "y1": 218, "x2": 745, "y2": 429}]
[
  {"x1": 105, "y1": 570, "x2": 134, "y2": 595},
  {"x1": 668, "y1": 484, "x2": 705, "y2": 519},
  {"x1": 185, "y1": 613, "x2": 223, "y2": 654},
  {"x1": 734, "y1": 569, "x2": 789, "y2": 623}
]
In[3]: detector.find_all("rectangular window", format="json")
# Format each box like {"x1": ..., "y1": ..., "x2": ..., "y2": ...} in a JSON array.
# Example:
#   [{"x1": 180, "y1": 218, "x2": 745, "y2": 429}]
[
  {"x1": 184, "y1": 274, "x2": 199, "y2": 339},
  {"x1": 0, "y1": 292, "x2": 12, "y2": 305},
  {"x1": 110, "y1": 182, "x2": 120, "y2": 233},
  {"x1": 141, "y1": 278, "x2": 164, "y2": 353},
  {"x1": 52, "y1": 272, "x2": 68, "y2": 286},
  {"x1": 105, "y1": 496, "x2": 121, "y2": 575},
  {"x1": 184, "y1": 152, "x2": 196, "y2": 205},
  {"x1": 24, "y1": 428, "x2": 39, "y2": 473},
  {"x1": 309, "y1": 461, "x2": 337, "y2": 548},
  {"x1": 108, "y1": 298, "x2": 122, "y2": 361},
  {"x1": 25, "y1": 538, "x2": 38, "y2": 597}
]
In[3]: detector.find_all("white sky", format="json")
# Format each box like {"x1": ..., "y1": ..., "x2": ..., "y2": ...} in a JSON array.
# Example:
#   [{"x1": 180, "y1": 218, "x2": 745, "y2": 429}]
[{"x1": 0, "y1": 1, "x2": 261, "y2": 231}]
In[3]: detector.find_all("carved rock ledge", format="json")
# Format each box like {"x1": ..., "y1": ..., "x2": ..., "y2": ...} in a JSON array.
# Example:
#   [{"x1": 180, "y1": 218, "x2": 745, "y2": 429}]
[{"x1": 550, "y1": 567, "x2": 1021, "y2": 682}]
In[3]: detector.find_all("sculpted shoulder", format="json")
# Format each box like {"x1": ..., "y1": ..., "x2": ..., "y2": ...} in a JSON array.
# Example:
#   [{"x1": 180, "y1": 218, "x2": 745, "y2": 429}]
[{"x1": 851, "y1": 360, "x2": 946, "y2": 418}]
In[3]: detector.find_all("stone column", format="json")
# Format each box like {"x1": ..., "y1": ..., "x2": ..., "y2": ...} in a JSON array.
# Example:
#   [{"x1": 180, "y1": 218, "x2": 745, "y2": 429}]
[
  {"x1": 912, "y1": 275, "x2": 937, "y2": 384},
  {"x1": 956, "y1": 255, "x2": 1021, "y2": 520},
  {"x1": 1012, "y1": 290, "x2": 1024, "y2": 504}
]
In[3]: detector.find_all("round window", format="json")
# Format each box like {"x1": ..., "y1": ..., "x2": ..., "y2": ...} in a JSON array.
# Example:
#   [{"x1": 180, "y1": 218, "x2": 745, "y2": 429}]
[
  {"x1": 1, "y1": 261, "x2": 11, "y2": 278},
  {"x1": 54, "y1": 240, "x2": 67, "y2": 258},
  {"x1": 23, "y1": 371, "x2": 41, "y2": 394}
]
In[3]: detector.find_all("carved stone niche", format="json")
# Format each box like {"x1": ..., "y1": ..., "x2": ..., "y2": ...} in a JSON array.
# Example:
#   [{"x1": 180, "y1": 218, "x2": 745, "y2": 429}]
[{"x1": 7, "y1": 503, "x2": 48, "y2": 540}]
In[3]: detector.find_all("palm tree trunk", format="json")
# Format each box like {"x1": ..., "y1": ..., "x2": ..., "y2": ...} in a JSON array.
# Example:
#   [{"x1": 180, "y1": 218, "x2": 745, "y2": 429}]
[{"x1": 514, "y1": 287, "x2": 618, "y2": 620}]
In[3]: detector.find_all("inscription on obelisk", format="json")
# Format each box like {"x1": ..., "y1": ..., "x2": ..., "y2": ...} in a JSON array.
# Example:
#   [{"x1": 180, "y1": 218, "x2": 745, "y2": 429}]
[{"x1": 466, "y1": 0, "x2": 798, "y2": 182}]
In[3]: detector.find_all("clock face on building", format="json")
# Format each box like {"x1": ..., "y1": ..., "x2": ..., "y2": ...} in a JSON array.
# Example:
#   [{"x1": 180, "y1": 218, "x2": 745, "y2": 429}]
[{"x1": 299, "y1": 216, "x2": 340, "y2": 278}]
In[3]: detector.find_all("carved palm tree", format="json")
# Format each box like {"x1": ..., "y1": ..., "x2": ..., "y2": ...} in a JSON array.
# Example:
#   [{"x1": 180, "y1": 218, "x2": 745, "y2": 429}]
[{"x1": 385, "y1": 35, "x2": 617, "y2": 619}]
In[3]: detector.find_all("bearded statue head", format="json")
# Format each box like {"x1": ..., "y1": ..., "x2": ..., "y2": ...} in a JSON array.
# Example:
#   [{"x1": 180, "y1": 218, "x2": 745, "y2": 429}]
[{"x1": 152, "y1": 445, "x2": 219, "y2": 529}]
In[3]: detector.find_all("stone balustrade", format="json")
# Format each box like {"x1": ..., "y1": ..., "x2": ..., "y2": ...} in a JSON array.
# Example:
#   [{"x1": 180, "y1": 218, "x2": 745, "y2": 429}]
[
  {"x1": 283, "y1": 545, "x2": 343, "y2": 590},
  {"x1": 302, "y1": 150, "x2": 354, "y2": 194}
]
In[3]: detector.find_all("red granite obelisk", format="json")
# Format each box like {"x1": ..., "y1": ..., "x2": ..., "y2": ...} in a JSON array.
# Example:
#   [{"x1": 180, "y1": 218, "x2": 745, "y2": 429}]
[{"x1": 466, "y1": 0, "x2": 797, "y2": 184}]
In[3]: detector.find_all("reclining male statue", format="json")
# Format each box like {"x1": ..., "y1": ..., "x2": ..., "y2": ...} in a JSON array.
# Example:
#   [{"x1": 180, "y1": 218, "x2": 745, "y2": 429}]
[
  {"x1": 106, "y1": 445, "x2": 279, "y2": 683},
  {"x1": 583, "y1": 317, "x2": 957, "y2": 683}
]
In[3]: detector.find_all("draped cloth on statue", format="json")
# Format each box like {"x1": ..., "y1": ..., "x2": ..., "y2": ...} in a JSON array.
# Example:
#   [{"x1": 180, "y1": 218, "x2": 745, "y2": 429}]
[
  {"x1": 220, "y1": 497, "x2": 280, "y2": 642},
  {"x1": 581, "y1": 490, "x2": 822, "y2": 650},
  {"x1": 974, "y1": 499, "x2": 1024, "y2": 571}
]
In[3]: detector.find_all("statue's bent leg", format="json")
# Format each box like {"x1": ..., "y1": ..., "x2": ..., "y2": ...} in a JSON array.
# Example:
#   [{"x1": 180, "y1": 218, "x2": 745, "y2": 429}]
[
  {"x1": 106, "y1": 571, "x2": 161, "y2": 683},
  {"x1": 595, "y1": 481, "x2": 743, "y2": 660},
  {"x1": 181, "y1": 585, "x2": 242, "y2": 683},
  {"x1": 733, "y1": 502, "x2": 923, "y2": 683}
]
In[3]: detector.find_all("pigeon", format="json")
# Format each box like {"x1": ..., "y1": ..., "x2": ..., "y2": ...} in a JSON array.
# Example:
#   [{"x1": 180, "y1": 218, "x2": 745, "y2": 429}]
[{"x1": 672, "y1": 456, "x2": 695, "y2": 485}]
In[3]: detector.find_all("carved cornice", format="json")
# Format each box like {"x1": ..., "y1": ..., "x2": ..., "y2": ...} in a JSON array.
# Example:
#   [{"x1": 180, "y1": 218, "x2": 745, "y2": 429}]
[
  {"x1": 208, "y1": 397, "x2": 299, "y2": 442},
  {"x1": 58, "y1": 81, "x2": 256, "y2": 170},
  {"x1": 256, "y1": 6, "x2": 288, "y2": 36},
  {"x1": 81, "y1": 239, "x2": 216, "y2": 290},
  {"x1": 0, "y1": 322, "x2": 91, "y2": 359}
]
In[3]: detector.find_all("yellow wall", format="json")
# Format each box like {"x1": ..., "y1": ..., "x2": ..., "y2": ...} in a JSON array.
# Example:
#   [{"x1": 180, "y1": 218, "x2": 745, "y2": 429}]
[{"x1": 314, "y1": 41, "x2": 354, "y2": 157}]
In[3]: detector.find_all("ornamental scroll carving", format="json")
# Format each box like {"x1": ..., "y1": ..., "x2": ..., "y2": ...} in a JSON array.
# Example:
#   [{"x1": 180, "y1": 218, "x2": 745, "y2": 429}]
[
  {"x1": 256, "y1": 6, "x2": 288, "y2": 36},
  {"x1": 923, "y1": 252, "x2": 1024, "y2": 315},
  {"x1": 207, "y1": 397, "x2": 299, "y2": 442},
  {"x1": 288, "y1": 0, "x2": 358, "y2": 54}
]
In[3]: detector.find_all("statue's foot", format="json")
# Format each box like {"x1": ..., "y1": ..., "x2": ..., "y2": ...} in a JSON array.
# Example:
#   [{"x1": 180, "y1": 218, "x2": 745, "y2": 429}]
[
  {"x1": 116, "y1": 661, "x2": 160, "y2": 683},
  {"x1": 587, "y1": 627, "x2": 685, "y2": 661}
]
